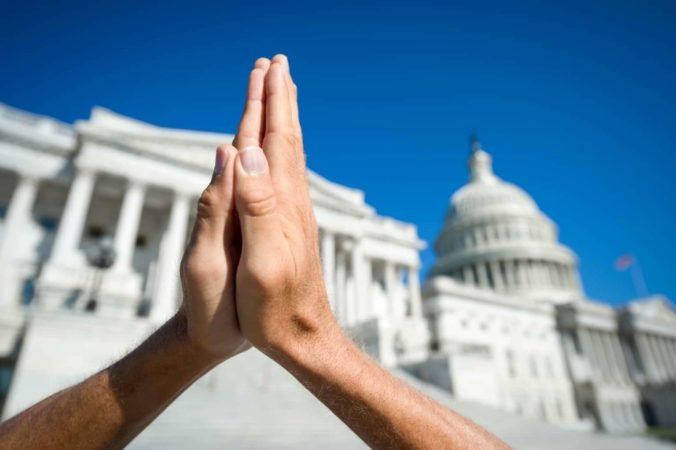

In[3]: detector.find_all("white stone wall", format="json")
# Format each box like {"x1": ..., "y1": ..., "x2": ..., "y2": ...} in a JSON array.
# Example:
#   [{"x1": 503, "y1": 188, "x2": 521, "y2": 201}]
[
  {"x1": 421, "y1": 277, "x2": 579, "y2": 426},
  {"x1": 0, "y1": 104, "x2": 428, "y2": 368}
]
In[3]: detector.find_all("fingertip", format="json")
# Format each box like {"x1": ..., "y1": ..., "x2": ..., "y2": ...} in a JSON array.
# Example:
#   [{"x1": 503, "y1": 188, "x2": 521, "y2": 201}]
[
  {"x1": 213, "y1": 145, "x2": 229, "y2": 177},
  {"x1": 272, "y1": 54, "x2": 288, "y2": 65},
  {"x1": 223, "y1": 143, "x2": 238, "y2": 159},
  {"x1": 254, "y1": 57, "x2": 271, "y2": 70},
  {"x1": 266, "y1": 62, "x2": 286, "y2": 90},
  {"x1": 248, "y1": 68, "x2": 266, "y2": 100}
]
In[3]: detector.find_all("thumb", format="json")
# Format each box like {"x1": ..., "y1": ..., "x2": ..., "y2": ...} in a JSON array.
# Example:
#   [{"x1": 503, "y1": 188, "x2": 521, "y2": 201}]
[
  {"x1": 189, "y1": 144, "x2": 238, "y2": 252},
  {"x1": 234, "y1": 146, "x2": 285, "y2": 258}
]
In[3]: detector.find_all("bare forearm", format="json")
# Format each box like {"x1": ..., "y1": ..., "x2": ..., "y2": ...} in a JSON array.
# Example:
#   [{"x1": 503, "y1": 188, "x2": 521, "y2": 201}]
[
  {"x1": 0, "y1": 313, "x2": 217, "y2": 450},
  {"x1": 275, "y1": 323, "x2": 508, "y2": 450}
]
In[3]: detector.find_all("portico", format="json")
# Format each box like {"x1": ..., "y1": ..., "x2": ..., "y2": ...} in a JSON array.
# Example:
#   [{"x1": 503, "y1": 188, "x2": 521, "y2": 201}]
[{"x1": 0, "y1": 104, "x2": 429, "y2": 367}]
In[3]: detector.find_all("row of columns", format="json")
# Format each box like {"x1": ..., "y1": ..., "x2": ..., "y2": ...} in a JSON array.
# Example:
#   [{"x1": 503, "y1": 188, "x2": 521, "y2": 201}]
[
  {"x1": 577, "y1": 328, "x2": 631, "y2": 383},
  {"x1": 320, "y1": 230, "x2": 422, "y2": 327},
  {"x1": 1, "y1": 169, "x2": 425, "y2": 324},
  {"x1": 0, "y1": 168, "x2": 191, "y2": 318},
  {"x1": 443, "y1": 221, "x2": 552, "y2": 254},
  {"x1": 633, "y1": 333, "x2": 676, "y2": 384},
  {"x1": 453, "y1": 259, "x2": 577, "y2": 292}
]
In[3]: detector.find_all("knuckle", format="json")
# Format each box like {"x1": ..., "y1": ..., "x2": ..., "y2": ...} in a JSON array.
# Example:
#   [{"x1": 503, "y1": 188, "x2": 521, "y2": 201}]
[
  {"x1": 197, "y1": 186, "x2": 220, "y2": 218},
  {"x1": 242, "y1": 190, "x2": 277, "y2": 217},
  {"x1": 183, "y1": 253, "x2": 220, "y2": 281},
  {"x1": 285, "y1": 133, "x2": 300, "y2": 149},
  {"x1": 244, "y1": 261, "x2": 289, "y2": 291}
]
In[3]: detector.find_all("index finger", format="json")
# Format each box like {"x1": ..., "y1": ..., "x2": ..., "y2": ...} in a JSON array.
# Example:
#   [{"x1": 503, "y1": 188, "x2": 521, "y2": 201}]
[{"x1": 233, "y1": 58, "x2": 270, "y2": 150}]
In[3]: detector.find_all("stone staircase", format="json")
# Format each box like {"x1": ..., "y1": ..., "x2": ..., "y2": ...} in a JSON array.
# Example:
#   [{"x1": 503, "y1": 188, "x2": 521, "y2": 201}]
[{"x1": 131, "y1": 350, "x2": 674, "y2": 450}]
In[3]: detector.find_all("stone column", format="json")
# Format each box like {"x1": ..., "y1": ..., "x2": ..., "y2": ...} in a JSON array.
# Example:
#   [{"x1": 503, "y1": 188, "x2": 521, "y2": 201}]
[
  {"x1": 0, "y1": 175, "x2": 40, "y2": 308},
  {"x1": 548, "y1": 264, "x2": 559, "y2": 287},
  {"x1": 526, "y1": 261, "x2": 536, "y2": 286},
  {"x1": 663, "y1": 338, "x2": 676, "y2": 379},
  {"x1": 578, "y1": 328, "x2": 600, "y2": 380},
  {"x1": 515, "y1": 260, "x2": 527, "y2": 287},
  {"x1": 320, "y1": 230, "x2": 336, "y2": 309},
  {"x1": 408, "y1": 266, "x2": 423, "y2": 317},
  {"x1": 0, "y1": 175, "x2": 39, "y2": 261},
  {"x1": 385, "y1": 261, "x2": 397, "y2": 317},
  {"x1": 635, "y1": 333, "x2": 659, "y2": 383},
  {"x1": 462, "y1": 265, "x2": 474, "y2": 285},
  {"x1": 664, "y1": 337, "x2": 676, "y2": 379},
  {"x1": 504, "y1": 260, "x2": 515, "y2": 287},
  {"x1": 476, "y1": 262, "x2": 489, "y2": 288},
  {"x1": 658, "y1": 337, "x2": 675, "y2": 379},
  {"x1": 609, "y1": 333, "x2": 631, "y2": 380},
  {"x1": 335, "y1": 249, "x2": 347, "y2": 324},
  {"x1": 566, "y1": 267, "x2": 576, "y2": 289},
  {"x1": 350, "y1": 240, "x2": 366, "y2": 324},
  {"x1": 151, "y1": 193, "x2": 190, "y2": 322},
  {"x1": 362, "y1": 256, "x2": 373, "y2": 320},
  {"x1": 50, "y1": 169, "x2": 96, "y2": 264},
  {"x1": 112, "y1": 181, "x2": 146, "y2": 272},
  {"x1": 490, "y1": 261, "x2": 504, "y2": 291},
  {"x1": 648, "y1": 335, "x2": 666, "y2": 382},
  {"x1": 605, "y1": 332, "x2": 626, "y2": 382}
]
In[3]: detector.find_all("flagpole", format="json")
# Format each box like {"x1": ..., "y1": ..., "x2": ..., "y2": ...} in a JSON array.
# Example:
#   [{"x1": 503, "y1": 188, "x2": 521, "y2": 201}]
[{"x1": 630, "y1": 255, "x2": 649, "y2": 298}]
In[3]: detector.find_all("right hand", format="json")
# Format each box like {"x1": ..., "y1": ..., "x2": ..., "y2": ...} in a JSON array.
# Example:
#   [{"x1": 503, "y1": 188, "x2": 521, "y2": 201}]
[
  {"x1": 233, "y1": 54, "x2": 338, "y2": 354},
  {"x1": 178, "y1": 57, "x2": 271, "y2": 361}
]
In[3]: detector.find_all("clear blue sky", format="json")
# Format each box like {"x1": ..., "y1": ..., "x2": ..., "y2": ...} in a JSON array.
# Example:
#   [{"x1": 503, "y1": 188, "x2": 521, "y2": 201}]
[{"x1": 1, "y1": 0, "x2": 674, "y2": 305}]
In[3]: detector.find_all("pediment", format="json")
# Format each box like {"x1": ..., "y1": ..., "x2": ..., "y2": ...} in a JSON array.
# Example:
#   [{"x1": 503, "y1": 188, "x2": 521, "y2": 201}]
[
  {"x1": 627, "y1": 295, "x2": 676, "y2": 319},
  {"x1": 77, "y1": 107, "x2": 374, "y2": 216}
]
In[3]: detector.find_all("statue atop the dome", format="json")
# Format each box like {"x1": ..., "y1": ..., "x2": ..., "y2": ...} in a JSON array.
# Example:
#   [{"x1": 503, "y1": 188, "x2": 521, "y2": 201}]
[
  {"x1": 469, "y1": 132, "x2": 482, "y2": 153},
  {"x1": 468, "y1": 133, "x2": 497, "y2": 183}
]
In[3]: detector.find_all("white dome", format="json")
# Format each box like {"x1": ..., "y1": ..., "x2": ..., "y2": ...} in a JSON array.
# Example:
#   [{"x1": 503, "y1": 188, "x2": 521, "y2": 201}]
[
  {"x1": 448, "y1": 142, "x2": 540, "y2": 222},
  {"x1": 451, "y1": 178, "x2": 539, "y2": 219},
  {"x1": 429, "y1": 137, "x2": 582, "y2": 303}
]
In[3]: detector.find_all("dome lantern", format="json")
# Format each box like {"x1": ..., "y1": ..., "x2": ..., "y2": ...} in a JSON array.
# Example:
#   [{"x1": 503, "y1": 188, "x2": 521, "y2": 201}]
[{"x1": 468, "y1": 133, "x2": 497, "y2": 184}]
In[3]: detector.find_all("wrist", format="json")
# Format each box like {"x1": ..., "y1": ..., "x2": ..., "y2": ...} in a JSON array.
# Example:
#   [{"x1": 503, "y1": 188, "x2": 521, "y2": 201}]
[
  {"x1": 171, "y1": 311, "x2": 227, "y2": 369},
  {"x1": 267, "y1": 315, "x2": 354, "y2": 376}
]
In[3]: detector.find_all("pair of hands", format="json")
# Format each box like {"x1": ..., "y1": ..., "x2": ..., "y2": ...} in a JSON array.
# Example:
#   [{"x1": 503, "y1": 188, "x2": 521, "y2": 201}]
[{"x1": 179, "y1": 55, "x2": 334, "y2": 363}]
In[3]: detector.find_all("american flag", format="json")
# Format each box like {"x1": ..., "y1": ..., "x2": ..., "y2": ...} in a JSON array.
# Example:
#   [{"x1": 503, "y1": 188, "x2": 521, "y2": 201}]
[{"x1": 614, "y1": 254, "x2": 634, "y2": 271}]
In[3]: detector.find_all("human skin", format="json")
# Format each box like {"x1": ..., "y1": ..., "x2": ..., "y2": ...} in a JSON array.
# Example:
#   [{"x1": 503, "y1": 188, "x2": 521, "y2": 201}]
[
  {"x1": 232, "y1": 54, "x2": 510, "y2": 449},
  {"x1": 0, "y1": 58, "x2": 272, "y2": 450},
  {"x1": 0, "y1": 55, "x2": 509, "y2": 450}
]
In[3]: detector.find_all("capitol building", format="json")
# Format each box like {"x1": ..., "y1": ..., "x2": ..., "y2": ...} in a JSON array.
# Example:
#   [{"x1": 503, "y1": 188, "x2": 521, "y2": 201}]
[{"x1": 0, "y1": 103, "x2": 675, "y2": 447}]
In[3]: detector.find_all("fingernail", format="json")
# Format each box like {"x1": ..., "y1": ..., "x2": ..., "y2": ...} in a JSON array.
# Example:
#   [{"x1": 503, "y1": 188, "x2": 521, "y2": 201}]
[
  {"x1": 275, "y1": 54, "x2": 289, "y2": 71},
  {"x1": 240, "y1": 147, "x2": 267, "y2": 175},
  {"x1": 213, "y1": 147, "x2": 228, "y2": 176}
]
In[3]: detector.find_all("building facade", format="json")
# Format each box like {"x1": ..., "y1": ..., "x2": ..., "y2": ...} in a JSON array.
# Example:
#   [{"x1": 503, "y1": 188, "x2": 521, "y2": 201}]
[
  {"x1": 415, "y1": 137, "x2": 675, "y2": 432},
  {"x1": 0, "y1": 104, "x2": 429, "y2": 413},
  {"x1": 1, "y1": 104, "x2": 674, "y2": 433}
]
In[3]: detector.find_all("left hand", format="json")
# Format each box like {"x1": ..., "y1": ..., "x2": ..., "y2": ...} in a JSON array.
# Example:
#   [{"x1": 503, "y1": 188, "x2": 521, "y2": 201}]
[{"x1": 179, "y1": 57, "x2": 271, "y2": 361}]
